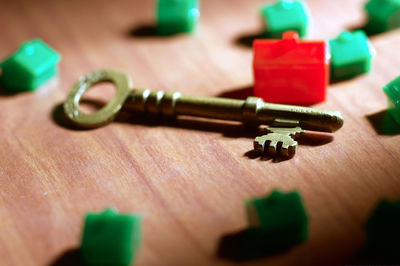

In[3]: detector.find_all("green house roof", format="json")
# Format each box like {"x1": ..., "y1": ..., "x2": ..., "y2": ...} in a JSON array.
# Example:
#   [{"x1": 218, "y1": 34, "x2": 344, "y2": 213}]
[
  {"x1": 3, "y1": 39, "x2": 60, "y2": 76},
  {"x1": 366, "y1": 0, "x2": 400, "y2": 21},
  {"x1": 329, "y1": 31, "x2": 374, "y2": 66},
  {"x1": 383, "y1": 76, "x2": 400, "y2": 106},
  {"x1": 0, "y1": 39, "x2": 61, "y2": 91},
  {"x1": 261, "y1": 0, "x2": 310, "y2": 37}
]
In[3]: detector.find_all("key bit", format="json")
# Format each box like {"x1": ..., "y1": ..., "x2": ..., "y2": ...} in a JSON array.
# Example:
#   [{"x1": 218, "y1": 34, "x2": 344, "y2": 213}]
[
  {"x1": 254, "y1": 127, "x2": 304, "y2": 157},
  {"x1": 63, "y1": 69, "x2": 344, "y2": 157}
]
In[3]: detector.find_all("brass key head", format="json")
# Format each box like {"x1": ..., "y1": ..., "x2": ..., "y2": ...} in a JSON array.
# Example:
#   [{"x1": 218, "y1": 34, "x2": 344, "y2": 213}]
[{"x1": 64, "y1": 69, "x2": 133, "y2": 128}]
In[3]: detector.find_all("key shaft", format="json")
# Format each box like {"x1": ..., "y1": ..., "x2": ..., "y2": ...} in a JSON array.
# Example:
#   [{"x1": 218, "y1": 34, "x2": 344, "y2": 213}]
[
  {"x1": 64, "y1": 69, "x2": 343, "y2": 135},
  {"x1": 125, "y1": 89, "x2": 343, "y2": 133}
]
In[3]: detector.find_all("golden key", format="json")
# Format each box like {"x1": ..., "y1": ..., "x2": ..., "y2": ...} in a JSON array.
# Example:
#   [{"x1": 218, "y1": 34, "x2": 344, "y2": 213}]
[{"x1": 64, "y1": 69, "x2": 344, "y2": 157}]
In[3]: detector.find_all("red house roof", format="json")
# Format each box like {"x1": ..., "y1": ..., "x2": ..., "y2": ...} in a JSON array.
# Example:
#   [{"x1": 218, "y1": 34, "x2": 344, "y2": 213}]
[{"x1": 253, "y1": 31, "x2": 329, "y2": 67}]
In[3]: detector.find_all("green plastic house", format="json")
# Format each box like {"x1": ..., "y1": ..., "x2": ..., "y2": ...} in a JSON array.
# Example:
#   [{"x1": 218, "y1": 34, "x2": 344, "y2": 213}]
[
  {"x1": 80, "y1": 208, "x2": 142, "y2": 266},
  {"x1": 366, "y1": 199, "x2": 400, "y2": 259},
  {"x1": 246, "y1": 190, "x2": 308, "y2": 241},
  {"x1": 329, "y1": 31, "x2": 375, "y2": 81},
  {"x1": 157, "y1": 0, "x2": 200, "y2": 35},
  {"x1": 0, "y1": 39, "x2": 60, "y2": 92},
  {"x1": 260, "y1": 0, "x2": 310, "y2": 38},
  {"x1": 383, "y1": 76, "x2": 400, "y2": 125},
  {"x1": 243, "y1": 189, "x2": 308, "y2": 257},
  {"x1": 365, "y1": 0, "x2": 400, "y2": 34},
  {"x1": 218, "y1": 190, "x2": 308, "y2": 261}
]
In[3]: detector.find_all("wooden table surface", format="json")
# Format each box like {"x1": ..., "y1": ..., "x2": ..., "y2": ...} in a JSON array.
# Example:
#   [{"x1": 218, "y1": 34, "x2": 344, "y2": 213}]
[{"x1": 1, "y1": 0, "x2": 400, "y2": 265}]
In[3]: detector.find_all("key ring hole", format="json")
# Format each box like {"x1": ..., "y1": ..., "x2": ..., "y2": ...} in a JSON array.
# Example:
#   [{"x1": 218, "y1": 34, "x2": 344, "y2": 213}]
[
  {"x1": 79, "y1": 81, "x2": 116, "y2": 114},
  {"x1": 63, "y1": 69, "x2": 132, "y2": 128}
]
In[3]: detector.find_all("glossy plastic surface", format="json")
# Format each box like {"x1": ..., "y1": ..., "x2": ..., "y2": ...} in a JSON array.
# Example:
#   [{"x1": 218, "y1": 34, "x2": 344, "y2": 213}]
[
  {"x1": 0, "y1": 39, "x2": 60, "y2": 92},
  {"x1": 80, "y1": 208, "x2": 142, "y2": 266},
  {"x1": 220, "y1": 190, "x2": 309, "y2": 260},
  {"x1": 260, "y1": 0, "x2": 310, "y2": 38},
  {"x1": 246, "y1": 190, "x2": 308, "y2": 238},
  {"x1": 329, "y1": 31, "x2": 375, "y2": 81},
  {"x1": 157, "y1": 0, "x2": 200, "y2": 35},
  {"x1": 253, "y1": 31, "x2": 329, "y2": 104},
  {"x1": 383, "y1": 76, "x2": 400, "y2": 125},
  {"x1": 365, "y1": 0, "x2": 400, "y2": 34}
]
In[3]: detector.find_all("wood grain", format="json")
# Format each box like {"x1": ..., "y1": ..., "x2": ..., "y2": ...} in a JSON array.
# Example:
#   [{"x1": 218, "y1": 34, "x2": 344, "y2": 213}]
[{"x1": 1, "y1": 0, "x2": 400, "y2": 265}]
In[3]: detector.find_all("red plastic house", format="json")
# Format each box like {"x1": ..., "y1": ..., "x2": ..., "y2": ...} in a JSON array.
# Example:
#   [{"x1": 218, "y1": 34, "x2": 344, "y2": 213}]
[{"x1": 253, "y1": 31, "x2": 329, "y2": 105}]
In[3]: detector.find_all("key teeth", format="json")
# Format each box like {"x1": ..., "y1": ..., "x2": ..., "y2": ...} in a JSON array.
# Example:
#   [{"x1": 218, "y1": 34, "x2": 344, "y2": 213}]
[
  {"x1": 280, "y1": 144, "x2": 297, "y2": 158},
  {"x1": 268, "y1": 144, "x2": 276, "y2": 155},
  {"x1": 254, "y1": 136, "x2": 266, "y2": 152},
  {"x1": 281, "y1": 140, "x2": 298, "y2": 157},
  {"x1": 254, "y1": 134, "x2": 298, "y2": 158}
]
